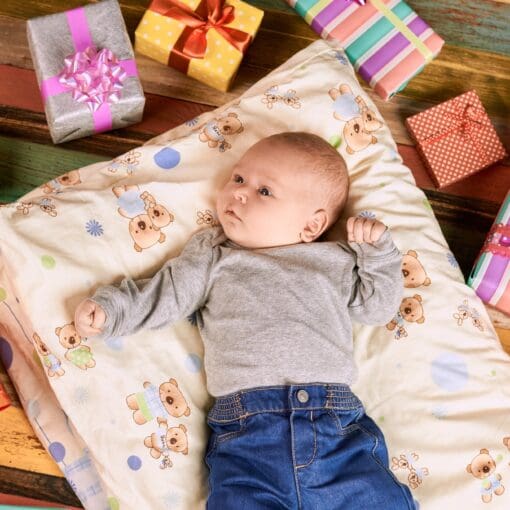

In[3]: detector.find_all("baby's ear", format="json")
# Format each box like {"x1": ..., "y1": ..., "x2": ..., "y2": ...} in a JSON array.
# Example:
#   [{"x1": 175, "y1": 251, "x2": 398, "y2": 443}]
[{"x1": 300, "y1": 210, "x2": 328, "y2": 243}]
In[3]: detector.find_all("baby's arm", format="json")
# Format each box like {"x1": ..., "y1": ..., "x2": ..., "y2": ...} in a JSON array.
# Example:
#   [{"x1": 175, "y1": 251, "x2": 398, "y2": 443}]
[
  {"x1": 346, "y1": 217, "x2": 403, "y2": 325},
  {"x1": 74, "y1": 228, "x2": 220, "y2": 339}
]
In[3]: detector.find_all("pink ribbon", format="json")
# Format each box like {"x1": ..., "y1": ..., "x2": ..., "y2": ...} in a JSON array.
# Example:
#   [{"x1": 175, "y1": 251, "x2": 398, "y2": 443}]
[
  {"x1": 346, "y1": 0, "x2": 366, "y2": 5},
  {"x1": 40, "y1": 7, "x2": 139, "y2": 134},
  {"x1": 58, "y1": 46, "x2": 127, "y2": 112}
]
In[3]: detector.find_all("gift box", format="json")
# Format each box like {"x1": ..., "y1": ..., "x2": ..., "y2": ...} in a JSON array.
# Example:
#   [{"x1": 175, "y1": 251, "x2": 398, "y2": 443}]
[
  {"x1": 287, "y1": 0, "x2": 444, "y2": 100},
  {"x1": 406, "y1": 90, "x2": 508, "y2": 188},
  {"x1": 135, "y1": 0, "x2": 263, "y2": 92},
  {"x1": 27, "y1": 0, "x2": 145, "y2": 144},
  {"x1": 468, "y1": 190, "x2": 510, "y2": 315}
]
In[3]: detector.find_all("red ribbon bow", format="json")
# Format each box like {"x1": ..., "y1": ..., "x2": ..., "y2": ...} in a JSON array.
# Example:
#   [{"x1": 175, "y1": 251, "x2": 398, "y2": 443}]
[
  {"x1": 421, "y1": 101, "x2": 490, "y2": 164},
  {"x1": 150, "y1": 0, "x2": 252, "y2": 59}
]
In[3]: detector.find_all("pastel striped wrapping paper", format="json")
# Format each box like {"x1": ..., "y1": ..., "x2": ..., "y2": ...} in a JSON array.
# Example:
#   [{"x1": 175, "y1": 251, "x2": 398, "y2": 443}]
[
  {"x1": 286, "y1": 0, "x2": 444, "y2": 100},
  {"x1": 469, "y1": 191, "x2": 510, "y2": 316}
]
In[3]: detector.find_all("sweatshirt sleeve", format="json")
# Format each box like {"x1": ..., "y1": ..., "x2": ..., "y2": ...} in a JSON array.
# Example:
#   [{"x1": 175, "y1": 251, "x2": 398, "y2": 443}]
[
  {"x1": 90, "y1": 227, "x2": 224, "y2": 339},
  {"x1": 346, "y1": 229, "x2": 403, "y2": 326}
]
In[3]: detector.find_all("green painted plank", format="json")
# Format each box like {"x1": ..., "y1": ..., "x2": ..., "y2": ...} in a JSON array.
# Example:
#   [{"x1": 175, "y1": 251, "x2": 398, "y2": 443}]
[{"x1": 0, "y1": 136, "x2": 109, "y2": 203}]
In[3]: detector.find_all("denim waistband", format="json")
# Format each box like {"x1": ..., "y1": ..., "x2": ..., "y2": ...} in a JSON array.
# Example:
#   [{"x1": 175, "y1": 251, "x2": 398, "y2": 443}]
[{"x1": 208, "y1": 383, "x2": 363, "y2": 423}]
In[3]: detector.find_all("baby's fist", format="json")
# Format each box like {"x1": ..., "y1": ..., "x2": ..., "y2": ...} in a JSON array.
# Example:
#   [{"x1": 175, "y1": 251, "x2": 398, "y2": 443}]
[
  {"x1": 74, "y1": 299, "x2": 106, "y2": 338},
  {"x1": 347, "y1": 216, "x2": 386, "y2": 244}
]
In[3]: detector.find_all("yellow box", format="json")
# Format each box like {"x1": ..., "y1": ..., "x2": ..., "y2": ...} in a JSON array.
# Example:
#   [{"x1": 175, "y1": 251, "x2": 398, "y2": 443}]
[{"x1": 135, "y1": 0, "x2": 264, "y2": 92}]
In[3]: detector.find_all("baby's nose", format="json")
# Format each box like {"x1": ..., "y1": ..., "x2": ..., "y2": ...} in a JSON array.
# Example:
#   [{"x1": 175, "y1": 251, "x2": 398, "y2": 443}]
[{"x1": 234, "y1": 189, "x2": 247, "y2": 204}]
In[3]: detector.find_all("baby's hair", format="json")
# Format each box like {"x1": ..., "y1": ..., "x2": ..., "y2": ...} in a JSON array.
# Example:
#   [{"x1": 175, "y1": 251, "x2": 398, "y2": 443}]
[{"x1": 264, "y1": 131, "x2": 349, "y2": 227}]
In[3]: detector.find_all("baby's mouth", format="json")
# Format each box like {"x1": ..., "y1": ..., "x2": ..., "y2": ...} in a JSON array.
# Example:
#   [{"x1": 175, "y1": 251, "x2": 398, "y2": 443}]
[{"x1": 225, "y1": 208, "x2": 241, "y2": 221}]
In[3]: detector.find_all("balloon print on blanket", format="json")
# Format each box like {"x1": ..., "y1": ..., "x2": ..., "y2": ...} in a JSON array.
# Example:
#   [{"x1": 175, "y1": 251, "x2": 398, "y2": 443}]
[
  {"x1": 113, "y1": 185, "x2": 175, "y2": 252},
  {"x1": 328, "y1": 84, "x2": 383, "y2": 154},
  {"x1": 126, "y1": 378, "x2": 191, "y2": 470},
  {"x1": 154, "y1": 147, "x2": 181, "y2": 170}
]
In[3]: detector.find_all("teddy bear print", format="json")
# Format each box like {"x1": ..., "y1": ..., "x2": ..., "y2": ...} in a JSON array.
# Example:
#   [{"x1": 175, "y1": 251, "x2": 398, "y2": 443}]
[
  {"x1": 386, "y1": 295, "x2": 425, "y2": 339},
  {"x1": 391, "y1": 452, "x2": 429, "y2": 489},
  {"x1": 113, "y1": 185, "x2": 174, "y2": 252},
  {"x1": 453, "y1": 300, "x2": 485, "y2": 331},
  {"x1": 41, "y1": 170, "x2": 81, "y2": 194},
  {"x1": 15, "y1": 198, "x2": 58, "y2": 217},
  {"x1": 143, "y1": 417, "x2": 189, "y2": 469},
  {"x1": 504, "y1": 437, "x2": 510, "y2": 450},
  {"x1": 402, "y1": 250, "x2": 431, "y2": 288},
  {"x1": 126, "y1": 378, "x2": 191, "y2": 425},
  {"x1": 466, "y1": 448, "x2": 505, "y2": 503},
  {"x1": 55, "y1": 322, "x2": 95, "y2": 370},
  {"x1": 199, "y1": 112, "x2": 244, "y2": 152},
  {"x1": 196, "y1": 209, "x2": 219, "y2": 227},
  {"x1": 261, "y1": 86, "x2": 302, "y2": 110},
  {"x1": 107, "y1": 150, "x2": 142, "y2": 175},
  {"x1": 328, "y1": 84, "x2": 383, "y2": 154},
  {"x1": 32, "y1": 332, "x2": 65, "y2": 377}
]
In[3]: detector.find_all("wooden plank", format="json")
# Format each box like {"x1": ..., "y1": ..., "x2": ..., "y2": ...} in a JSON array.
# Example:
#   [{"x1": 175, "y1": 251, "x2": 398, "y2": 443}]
[
  {"x1": 0, "y1": 13, "x2": 508, "y2": 149},
  {"x1": 0, "y1": 0, "x2": 508, "y2": 57},
  {"x1": 0, "y1": 64, "x2": 212, "y2": 135},
  {"x1": 0, "y1": 406, "x2": 62, "y2": 477},
  {"x1": 0, "y1": 136, "x2": 109, "y2": 203},
  {"x1": 0, "y1": 465, "x2": 81, "y2": 508}
]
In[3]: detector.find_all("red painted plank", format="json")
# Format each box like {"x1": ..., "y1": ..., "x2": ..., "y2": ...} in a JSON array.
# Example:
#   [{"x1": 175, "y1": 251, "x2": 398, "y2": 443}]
[
  {"x1": 0, "y1": 64, "x2": 213, "y2": 135},
  {"x1": 398, "y1": 144, "x2": 510, "y2": 205},
  {"x1": 2, "y1": 65, "x2": 508, "y2": 207}
]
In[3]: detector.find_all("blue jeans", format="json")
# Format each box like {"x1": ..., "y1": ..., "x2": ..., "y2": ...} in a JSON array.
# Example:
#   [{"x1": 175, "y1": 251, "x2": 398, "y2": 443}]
[{"x1": 206, "y1": 384, "x2": 416, "y2": 509}]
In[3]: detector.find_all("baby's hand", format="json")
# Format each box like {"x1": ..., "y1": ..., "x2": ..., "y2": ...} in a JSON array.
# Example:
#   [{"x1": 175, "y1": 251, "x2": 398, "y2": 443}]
[
  {"x1": 74, "y1": 299, "x2": 106, "y2": 338},
  {"x1": 347, "y1": 216, "x2": 386, "y2": 244}
]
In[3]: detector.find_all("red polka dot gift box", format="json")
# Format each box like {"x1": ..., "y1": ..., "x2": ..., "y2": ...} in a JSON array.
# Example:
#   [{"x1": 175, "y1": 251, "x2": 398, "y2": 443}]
[
  {"x1": 405, "y1": 90, "x2": 507, "y2": 188},
  {"x1": 135, "y1": 0, "x2": 263, "y2": 92}
]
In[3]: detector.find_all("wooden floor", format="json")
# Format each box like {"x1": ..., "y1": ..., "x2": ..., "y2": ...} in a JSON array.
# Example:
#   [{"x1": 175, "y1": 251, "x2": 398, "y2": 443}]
[{"x1": 0, "y1": 0, "x2": 509, "y2": 506}]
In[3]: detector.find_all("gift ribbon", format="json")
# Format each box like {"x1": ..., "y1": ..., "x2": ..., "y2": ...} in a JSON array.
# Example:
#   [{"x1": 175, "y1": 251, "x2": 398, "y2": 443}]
[
  {"x1": 149, "y1": 0, "x2": 252, "y2": 73},
  {"x1": 483, "y1": 224, "x2": 510, "y2": 257},
  {"x1": 368, "y1": 0, "x2": 434, "y2": 64},
  {"x1": 420, "y1": 101, "x2": 490, "y2": 165},
  {"x1": 40, "y1": 7, "x2": 139, "y2": 134}
]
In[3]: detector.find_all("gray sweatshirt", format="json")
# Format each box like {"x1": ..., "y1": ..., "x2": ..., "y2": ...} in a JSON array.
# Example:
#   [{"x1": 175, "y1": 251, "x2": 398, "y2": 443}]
[{"x1": 91, "y1": 226, "x2": 403, "y2": 397}]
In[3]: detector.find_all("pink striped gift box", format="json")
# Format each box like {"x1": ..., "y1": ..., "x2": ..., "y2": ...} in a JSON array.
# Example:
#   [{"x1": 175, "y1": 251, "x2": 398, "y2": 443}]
[
  {"x1": 286, "y1": 0, "x2": 444, "y2": 100},
  {"x1": 468, "y1": 191, "x2": 510, "y2": 315}
]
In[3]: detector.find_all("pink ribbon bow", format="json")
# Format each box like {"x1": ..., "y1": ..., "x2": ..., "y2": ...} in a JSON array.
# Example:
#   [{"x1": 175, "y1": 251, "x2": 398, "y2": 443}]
[{"x1": 58, "y1": 46, "x2": 127, "y2": 112}]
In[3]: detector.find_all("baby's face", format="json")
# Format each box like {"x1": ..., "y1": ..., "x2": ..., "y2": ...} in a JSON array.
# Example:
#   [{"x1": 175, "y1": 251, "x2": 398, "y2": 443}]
[{"x1": 216, "y1": 140, "x2": 325, "y2": 249}]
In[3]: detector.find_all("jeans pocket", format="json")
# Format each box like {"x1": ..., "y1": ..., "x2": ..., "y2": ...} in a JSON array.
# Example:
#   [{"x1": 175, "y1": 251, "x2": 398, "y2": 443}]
[
  {"x1": 206, "y1": 417, "x2": 247, "y2": 460},
  {"x1": 329, "y1": 405, "x2": 365, "y2": 436}
]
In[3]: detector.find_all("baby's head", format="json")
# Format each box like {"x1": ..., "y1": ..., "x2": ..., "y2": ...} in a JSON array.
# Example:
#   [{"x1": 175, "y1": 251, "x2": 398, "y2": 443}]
[{"x1": 216, "y1": 132, "x2": 349, "y2": 249}]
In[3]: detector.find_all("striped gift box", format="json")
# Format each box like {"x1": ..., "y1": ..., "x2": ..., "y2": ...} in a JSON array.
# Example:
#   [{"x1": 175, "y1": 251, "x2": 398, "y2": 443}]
[
  {"x1": 469, "y1": 191, "x2": 510, "y2": 315},
  {"x1": 287, "y1": 0, "x2": 444, "y2": 100}
]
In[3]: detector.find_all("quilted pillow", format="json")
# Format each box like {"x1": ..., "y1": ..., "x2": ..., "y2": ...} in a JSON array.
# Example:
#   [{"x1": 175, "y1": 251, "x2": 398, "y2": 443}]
[{"x1": 1, "y1": 39, "x2": 509, "y2": 510}]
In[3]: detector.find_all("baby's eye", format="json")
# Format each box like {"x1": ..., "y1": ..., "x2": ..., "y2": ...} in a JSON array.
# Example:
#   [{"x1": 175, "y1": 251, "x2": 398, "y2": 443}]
[
  {"x1": 259, "y1": 187, "x2": 272, "y2": 197},
  {"x1": 233, "y1": 174, "x2": 244, "y2": 184}
]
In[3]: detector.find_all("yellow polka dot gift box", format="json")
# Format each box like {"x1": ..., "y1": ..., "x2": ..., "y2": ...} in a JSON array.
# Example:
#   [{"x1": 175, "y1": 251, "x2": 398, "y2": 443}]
[
  {"x1": 135, "y1": 0, "x2": 263, "y2": 92},
  {"x1": 405, "y1": 90, "x2": 507, "y2": 188}
]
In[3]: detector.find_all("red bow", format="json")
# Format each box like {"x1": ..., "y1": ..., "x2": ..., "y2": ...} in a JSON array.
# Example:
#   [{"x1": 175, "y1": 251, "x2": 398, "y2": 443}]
[
  {"x1": 422, "y1": 102, "x2": 489, "y2": 164},
  {"x1": 150, "y1": 0, "x2": 252, "y2": 59}
]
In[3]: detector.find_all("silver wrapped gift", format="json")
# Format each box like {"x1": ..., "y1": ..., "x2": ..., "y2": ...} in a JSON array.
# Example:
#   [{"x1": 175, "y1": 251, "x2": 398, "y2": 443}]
[{"x1": 27, "y1": 0, "x2": 145, "y2": 144}]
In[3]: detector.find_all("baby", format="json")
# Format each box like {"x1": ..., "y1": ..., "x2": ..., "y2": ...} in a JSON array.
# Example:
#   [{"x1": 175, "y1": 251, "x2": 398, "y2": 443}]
[{"x1": 75, "y1": 132, "x2": 414, "y2": 509}]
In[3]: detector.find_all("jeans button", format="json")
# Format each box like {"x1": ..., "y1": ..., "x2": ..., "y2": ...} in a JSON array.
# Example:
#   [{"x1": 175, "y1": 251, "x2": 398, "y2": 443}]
[{"x1": 297, "y1": 389, "x2": 309, "y2": 403}]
